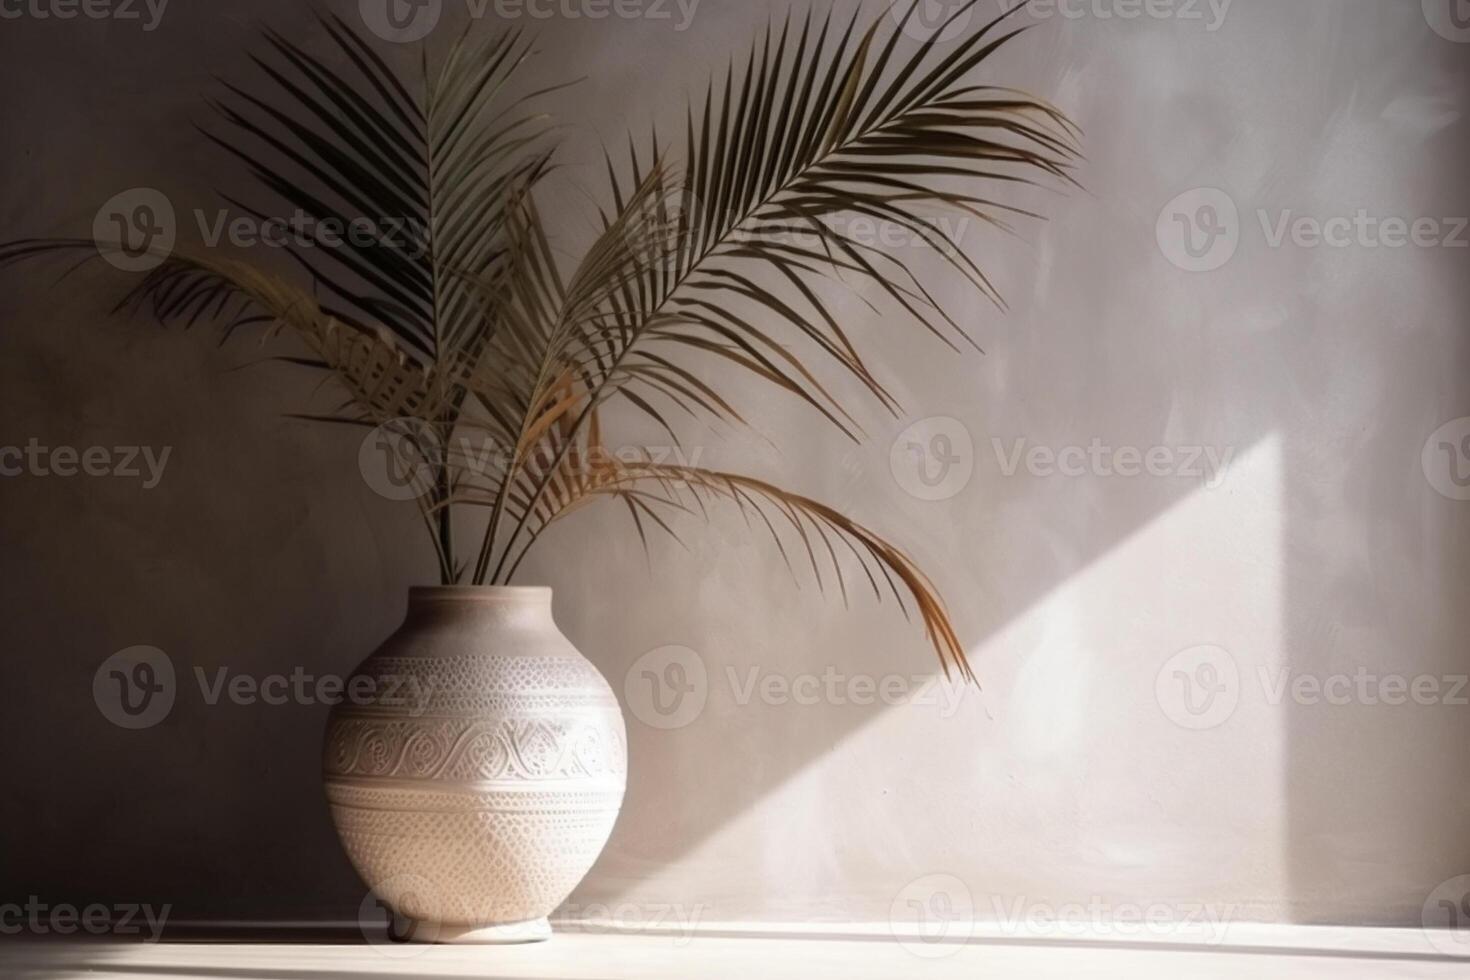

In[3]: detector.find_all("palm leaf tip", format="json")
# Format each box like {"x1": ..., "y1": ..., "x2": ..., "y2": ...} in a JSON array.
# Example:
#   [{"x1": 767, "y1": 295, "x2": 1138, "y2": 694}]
[{"x1": 499, "y1": 453, "x2": 974, "y2": 683}]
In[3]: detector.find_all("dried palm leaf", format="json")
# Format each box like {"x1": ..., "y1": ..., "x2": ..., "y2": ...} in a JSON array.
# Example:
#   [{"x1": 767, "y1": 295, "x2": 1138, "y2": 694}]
[{"x1": 0, "y1": 2, "x2": 1082, "y2": 681}]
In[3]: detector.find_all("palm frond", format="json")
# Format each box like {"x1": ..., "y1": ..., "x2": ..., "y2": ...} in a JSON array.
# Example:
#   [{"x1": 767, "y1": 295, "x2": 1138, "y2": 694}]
[
  {"x1": 1, "y1": 19, "x2": 566, "y2": 583},
  {"x1": 488, "y1": 0, "x2": 1078, "y2": 597},
  {"x1": 562, "y1": 0, "x2": 1080, "y2": 440},
  {"x1": 200, "y1": 16, "x2": 557, "y2": 368},
  {"x1": 484, "y1": 443, "x2": 972, "y2": 682},
  {"x1": 0, "y1": 4, "x2": 1080, "y2": 679}
]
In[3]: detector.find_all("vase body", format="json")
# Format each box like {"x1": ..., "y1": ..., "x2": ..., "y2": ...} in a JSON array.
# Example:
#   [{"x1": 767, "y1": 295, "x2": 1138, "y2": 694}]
[{"x1": 323, "y1": 587, "x2": 626, "y2": 943}]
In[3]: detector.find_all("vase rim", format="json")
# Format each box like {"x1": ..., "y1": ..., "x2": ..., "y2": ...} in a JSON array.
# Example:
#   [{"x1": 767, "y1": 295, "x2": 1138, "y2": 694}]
[{"x1": 409, "y1": 585, "x2": 552, "y2": 602}]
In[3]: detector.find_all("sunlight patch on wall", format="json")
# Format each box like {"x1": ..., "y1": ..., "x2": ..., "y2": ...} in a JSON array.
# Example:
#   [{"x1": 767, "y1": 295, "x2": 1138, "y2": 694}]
[{"x1": 610, "y1": 436, "x2": 1286, "y2": 921}]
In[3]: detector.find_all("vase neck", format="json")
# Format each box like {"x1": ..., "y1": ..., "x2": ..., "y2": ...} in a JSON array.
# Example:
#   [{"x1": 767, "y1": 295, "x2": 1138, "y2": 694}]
[{"x1": 404, "y1": 586, "x2": 555, "y2": 631}]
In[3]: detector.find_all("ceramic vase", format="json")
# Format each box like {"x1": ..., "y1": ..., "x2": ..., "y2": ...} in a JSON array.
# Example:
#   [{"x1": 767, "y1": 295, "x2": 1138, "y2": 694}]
[{"x1": 323, "y1": 586, "x2": 626, "y2": 943}]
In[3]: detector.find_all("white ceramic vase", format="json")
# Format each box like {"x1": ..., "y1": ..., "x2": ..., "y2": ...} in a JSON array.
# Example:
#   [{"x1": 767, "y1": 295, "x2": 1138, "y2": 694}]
[{"x1": 323, "y1": 586, "x2": 627, "y2": 943}]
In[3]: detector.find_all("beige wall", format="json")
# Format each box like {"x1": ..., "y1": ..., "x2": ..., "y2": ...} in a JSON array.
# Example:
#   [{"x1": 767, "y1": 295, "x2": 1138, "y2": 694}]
[{"x1": 1, "y1": 0, "x2": 1467, "y2": 930}]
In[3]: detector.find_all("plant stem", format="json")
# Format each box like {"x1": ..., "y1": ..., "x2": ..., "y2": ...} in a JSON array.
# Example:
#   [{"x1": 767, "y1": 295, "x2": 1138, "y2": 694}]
[
  {"x1": 475, "y1": 457, "x2": 512, "y2": 584},
  {"x1": 438, "y1": 463, "x2": 456, "y2": 584}
]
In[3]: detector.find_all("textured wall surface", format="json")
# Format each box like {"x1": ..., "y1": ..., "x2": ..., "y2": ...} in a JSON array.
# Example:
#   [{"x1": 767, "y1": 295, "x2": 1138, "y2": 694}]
[{"x1": 1, "y1": 0, "x2": 1468, "y2": 930}]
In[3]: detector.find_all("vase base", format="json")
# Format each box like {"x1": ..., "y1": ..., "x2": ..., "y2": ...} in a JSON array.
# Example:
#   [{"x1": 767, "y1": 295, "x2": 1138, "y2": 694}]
[{"x1": 413, "y1": 917, "x2": 551, "y2": 944}]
